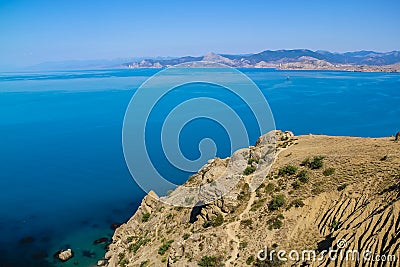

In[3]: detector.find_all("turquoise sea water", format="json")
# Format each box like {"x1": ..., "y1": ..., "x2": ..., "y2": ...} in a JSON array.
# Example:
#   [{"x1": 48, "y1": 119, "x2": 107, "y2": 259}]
[{"x1": 0, "y1": 69, "x2": 399, "y2": 266}]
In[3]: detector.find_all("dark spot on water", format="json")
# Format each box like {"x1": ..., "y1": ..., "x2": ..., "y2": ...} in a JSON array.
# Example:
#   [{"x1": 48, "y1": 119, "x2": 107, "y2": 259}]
[
  {"x1": 91, "y1": 223, "x2": 99, "y2": 228},
  {"x1": 82, "y1": 250, "x2": 96, "y2": 258},
  {"x1": 32, "y1": 251, "x2": 48, "y2": 259},
  {"x1": 93, "y1": 237, "x2": 108, "y2": 244},
  {"x1": 19, "y1": 236, "x2": 35, "y2": 244},
  {"x1": 80, "y1": 220, "x2": 89, "y2": 225},
  {"x1": 110, "y1": 223, "x2": 121, "y2": 230},
  {"x1": 73, "y1": 261, "x2": 79, "y2": 265}
]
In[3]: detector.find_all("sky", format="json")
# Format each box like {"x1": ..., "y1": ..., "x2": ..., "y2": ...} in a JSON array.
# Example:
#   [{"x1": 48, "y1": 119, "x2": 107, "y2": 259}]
[{"x1": 0, "y1": 0, "x2": 399, "y2": 68}]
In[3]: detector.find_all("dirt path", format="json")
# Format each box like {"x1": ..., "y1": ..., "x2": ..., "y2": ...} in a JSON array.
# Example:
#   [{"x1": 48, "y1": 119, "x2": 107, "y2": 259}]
[{"x1": 224, "y1": 147, "x2": 287, "y2": 266}]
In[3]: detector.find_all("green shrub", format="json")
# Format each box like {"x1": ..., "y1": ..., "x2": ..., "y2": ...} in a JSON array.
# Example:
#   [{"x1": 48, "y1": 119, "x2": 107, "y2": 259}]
[
  {"x1": 290, "y1": 199, "x2": 305, "y2": 208},
  {"x1": 291, "y1": 180, "x2": 301, "y2": 189},
  {"x1": 128, "y1": 237, "x2": 150, "y2": 254},
  {"x1": 240, "y1": 219, "x2": 253, "y2": 227},
  {"x1": 269, "y1": 194, "x2": 286, "y2": 210},
  {"x1": 198, "y1": 255, "x2": 221, "y2": 266},
  {"x1": 278, "y1": 165, "x2": 297, "y2": 176},
  {"x1": 244, "y1": 166, "x2": 256, "y2": 175},
  {"x1": 239, "y1": 242, "x2": 248, "y2": 249},
  {"x1": 267, "y1": 216, "x2": 283, "y2": 230},
  {"x1": 183, "y1": 233, "x2": 190, "y2": 240},
  {"x1": 297, "y1": 170, "x2": 309, "y2": 183},
  {"x1": 202, "y1": 221, "x2": 211, "y2": 228},
  {"x1": 142, "y1": 213, "x2": 150, "y2": 222},
  {"x1": 309, "y1": 156, "x2": 325, "y2": 169},
  {"x1": 330, "y1": 220, "x2": 342, "y2": 231},
  {"x1": 248, "y1": 158, "x2": 259, "y2": 165},
  {"x1": 158, "y1": 240, "x2": 174, "y2": 255},
  {"x1": 323, "y1": 167, "x2": 335, "y2": 176},
  {"x1": 337, "y1": 183, "x2": 347, "y2": 191},
  {"x1": 212, "y1": 213, "x2": 224, "y2": 227},
  {"x1": 300, "y1": 157, "x2": 310, "y2": 167},
  {"x1": 140, "y1": 260, "x2": 149, "y2": 267},
  {"x1": 265, "y1": 183, "x2": 275, "y2": 194},
  {"x1": 246, "y1": 255, "x2": 254, "y2": 265}
]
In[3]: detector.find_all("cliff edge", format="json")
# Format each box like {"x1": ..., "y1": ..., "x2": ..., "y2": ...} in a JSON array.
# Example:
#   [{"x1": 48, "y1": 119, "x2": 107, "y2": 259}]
[{"x1": 103, "y1": 131, "x2": 400, "y2": 267}]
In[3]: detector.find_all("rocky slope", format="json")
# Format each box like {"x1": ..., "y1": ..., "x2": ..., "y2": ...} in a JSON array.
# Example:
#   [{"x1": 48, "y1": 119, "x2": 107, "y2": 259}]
[{"x1": 103, "y1": 131, "x2": 400, "y2": 267}]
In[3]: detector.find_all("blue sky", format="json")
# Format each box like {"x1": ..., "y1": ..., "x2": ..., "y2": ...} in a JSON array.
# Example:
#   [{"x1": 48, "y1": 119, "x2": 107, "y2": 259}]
[{"x1": 0, "y1": 0, "x2": 399, "y2": 67}]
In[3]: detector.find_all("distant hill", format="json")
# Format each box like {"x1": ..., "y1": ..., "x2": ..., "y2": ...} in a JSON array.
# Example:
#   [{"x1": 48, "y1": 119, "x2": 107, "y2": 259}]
[{"x1": 123, "y1": 49, "x2": 400, "y2": 72}]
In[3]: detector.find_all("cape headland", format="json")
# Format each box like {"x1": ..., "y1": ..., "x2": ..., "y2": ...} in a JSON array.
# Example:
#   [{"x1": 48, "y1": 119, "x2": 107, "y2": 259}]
[{"x1": 103, "y1": 130, "x2": 400, "y2": 267}]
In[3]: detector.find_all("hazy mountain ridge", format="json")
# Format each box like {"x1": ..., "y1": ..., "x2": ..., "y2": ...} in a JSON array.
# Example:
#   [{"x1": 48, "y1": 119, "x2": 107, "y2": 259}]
[{"x1": 124, "y1": 50, "x2": 400, "y2": 72}]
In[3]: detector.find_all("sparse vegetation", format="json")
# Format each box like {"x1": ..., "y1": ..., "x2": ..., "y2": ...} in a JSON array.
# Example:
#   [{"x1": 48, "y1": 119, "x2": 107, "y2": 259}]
[
  {"x1": 291, "y1": 180, "x2": 301, "y2": 189},
  {"x1": 265, "y1": 183, "x2": 275, "y2": 194},
  {"x1": 267, "y1": 216, "x2": 283, "y2": 230},
  {"x1": 269, "y1": 194, "x2": 286, "y2": 210},
  {"x1": 128, "y1": 237, "x2": 150, "y2": 254},
  {"x1": 290, "y1": 199, "x2": 305, "y2": 207},
  {"x1": 323, "y1": 167, "x2": 335, "y2": 176},
  {"x1": 140, "y1": 260, "x2": 149, "y2": 267},
  {"x1": 330, "y1": 220, "x2": 342, "y2": 231},
  {"x1": 309, "y1": 156, "x2": 325, "y2": 169},
  {"x1": 278, "y1": 165, "x2": 297, "y2": 176},
  {"x1": 248, "y1": 158, "x2": 259, "y2": 165},
  {"x1": 197, "y1": 255, "x2": 222, "y2": 267},
  {"x1": 337, "y1": 183, "x2": 347, "y2": 191},
  {"x1": 246, "y1": 255, "x2": 255, "y2": 265},
  {"x1": 250, "y1": 198, "x2": 266, "y2": 211},
  {"x1": 241, "y1": 219, "x2": 253, "y2": 227},
  {"x1": 297, "y1": 169, "x2": 309, "y2": 183},
  {"x1": 118, "y1": 252, "x2": 129, "y2": 267},
  {"x1": 183, "y1": 233, "x2": 190, "y2": 240},
  {"x1": 142, "y1": 212, "x2": 150, "y2": 222},
  {"x1": 203, "y1": 213, "x2": 224, "y2": 228},
  {"x1": 158, "y1": 239, "x2": 174, "y2": 255},
  {"x1": 244, "y1": 166, "x2": 256, "y2": 175}
]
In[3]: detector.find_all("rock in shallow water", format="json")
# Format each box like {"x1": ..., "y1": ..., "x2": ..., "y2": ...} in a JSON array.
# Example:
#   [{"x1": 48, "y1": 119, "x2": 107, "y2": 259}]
[{"x1": 54, "y1": 248, "x2": 74, "y2": 262}]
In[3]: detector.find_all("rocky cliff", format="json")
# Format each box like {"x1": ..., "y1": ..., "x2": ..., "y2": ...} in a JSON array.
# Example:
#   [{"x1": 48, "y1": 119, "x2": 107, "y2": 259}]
[{"x1": 103, "y1": 131, "x2": 400, "y2": 267}]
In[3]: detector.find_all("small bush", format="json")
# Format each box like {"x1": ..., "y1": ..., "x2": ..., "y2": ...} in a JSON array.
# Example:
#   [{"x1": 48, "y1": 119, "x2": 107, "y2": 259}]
[
  {"x1": 140, "y1": 260, "x2": 149, "y2": 267},
  {"x1": 158, "y1": 240, "x2": 174, "y2": 255},
  {"x1": 265, "y1": 183, "x2": 275, "y2": 194},
  {"x1": 323, "y1": 167, "x2": 335, "y2": 176},
  {"x1": 183, "y1": 233, "x2": 190, "y2": 240},
  {"x1": 240, "y1": 219, "x2": 253, "y2": 227},
  {"x1": 290, "y1": 199, "x2": 305, "y2": 208},
  {"x1": 278, "y1": 165, "x2": 297, "y2": 176},
  {"x1": 300, "y1": 157, "x2": 310, "y2": 167},
  {"x1": 269, "y1": 194, "x2": 286, "y2": 210},
  {"x1": 202, "y1": 221, "x2": 211, "y2": 228},
  {"x1": 297, "y1": 170, "x2": 309, "y2": 183},
  {"x1": 291, "y1": 180, "x2": 301, "y2": 189},
  {"x1": 239, "y1": 242, "x2": 248, "y2": 249},
  {"x1": 142, "y1": 213, "x2": 150, "y2": 222},
  {"x1": 211, "y1": 213, "x2": 224, "y2": 227},
  {"x1": 128, "y1": 237, "x2": 150, "y2": 254},
  {"x1": 337, "y1": 183, "x2": 347, "y2": 191},
  {"x1": 267, "y1": 216, "x2": 283, "y2": 230},
  {"x1": 198, "y1": 255, "x2": 221, "y2": 267},
  {"x1": 246, "y1": 255, "x2": 254, "y2": 265},
  {"x1": 330, "y1": 220, "x2": 342, "y2": 231},
  {"x1": 309, "y1": 156, "x2": 325, "y2": 169},
  {"x1": 244, "y1": 166, "x2": 256, "y2": 175},
  {"x1": 248, "y1": 158, "x2": 259, "y2": 165}
]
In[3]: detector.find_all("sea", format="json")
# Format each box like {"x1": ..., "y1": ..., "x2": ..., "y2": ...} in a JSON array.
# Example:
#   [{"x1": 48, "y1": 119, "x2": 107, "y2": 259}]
[{"x1": 0, "y1": 68, "x2": 399, "y2": 267}]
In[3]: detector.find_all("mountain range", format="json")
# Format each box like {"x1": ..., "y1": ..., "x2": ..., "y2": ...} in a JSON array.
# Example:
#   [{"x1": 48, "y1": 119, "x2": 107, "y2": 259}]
[{"x1": 124, "y1": 49, "x2": 400, "y2": 72}]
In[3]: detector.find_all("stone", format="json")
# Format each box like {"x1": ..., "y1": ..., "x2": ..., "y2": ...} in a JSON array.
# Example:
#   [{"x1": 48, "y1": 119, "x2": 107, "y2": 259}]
[{"x1": 54, "y1": 248, "x2": 73, "y2": 262}]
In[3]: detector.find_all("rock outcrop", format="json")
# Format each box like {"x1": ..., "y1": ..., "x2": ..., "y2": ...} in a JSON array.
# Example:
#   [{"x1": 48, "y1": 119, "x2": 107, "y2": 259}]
[{"x1": 104, "y1": 131, "x2": 400, "y2": 266}]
